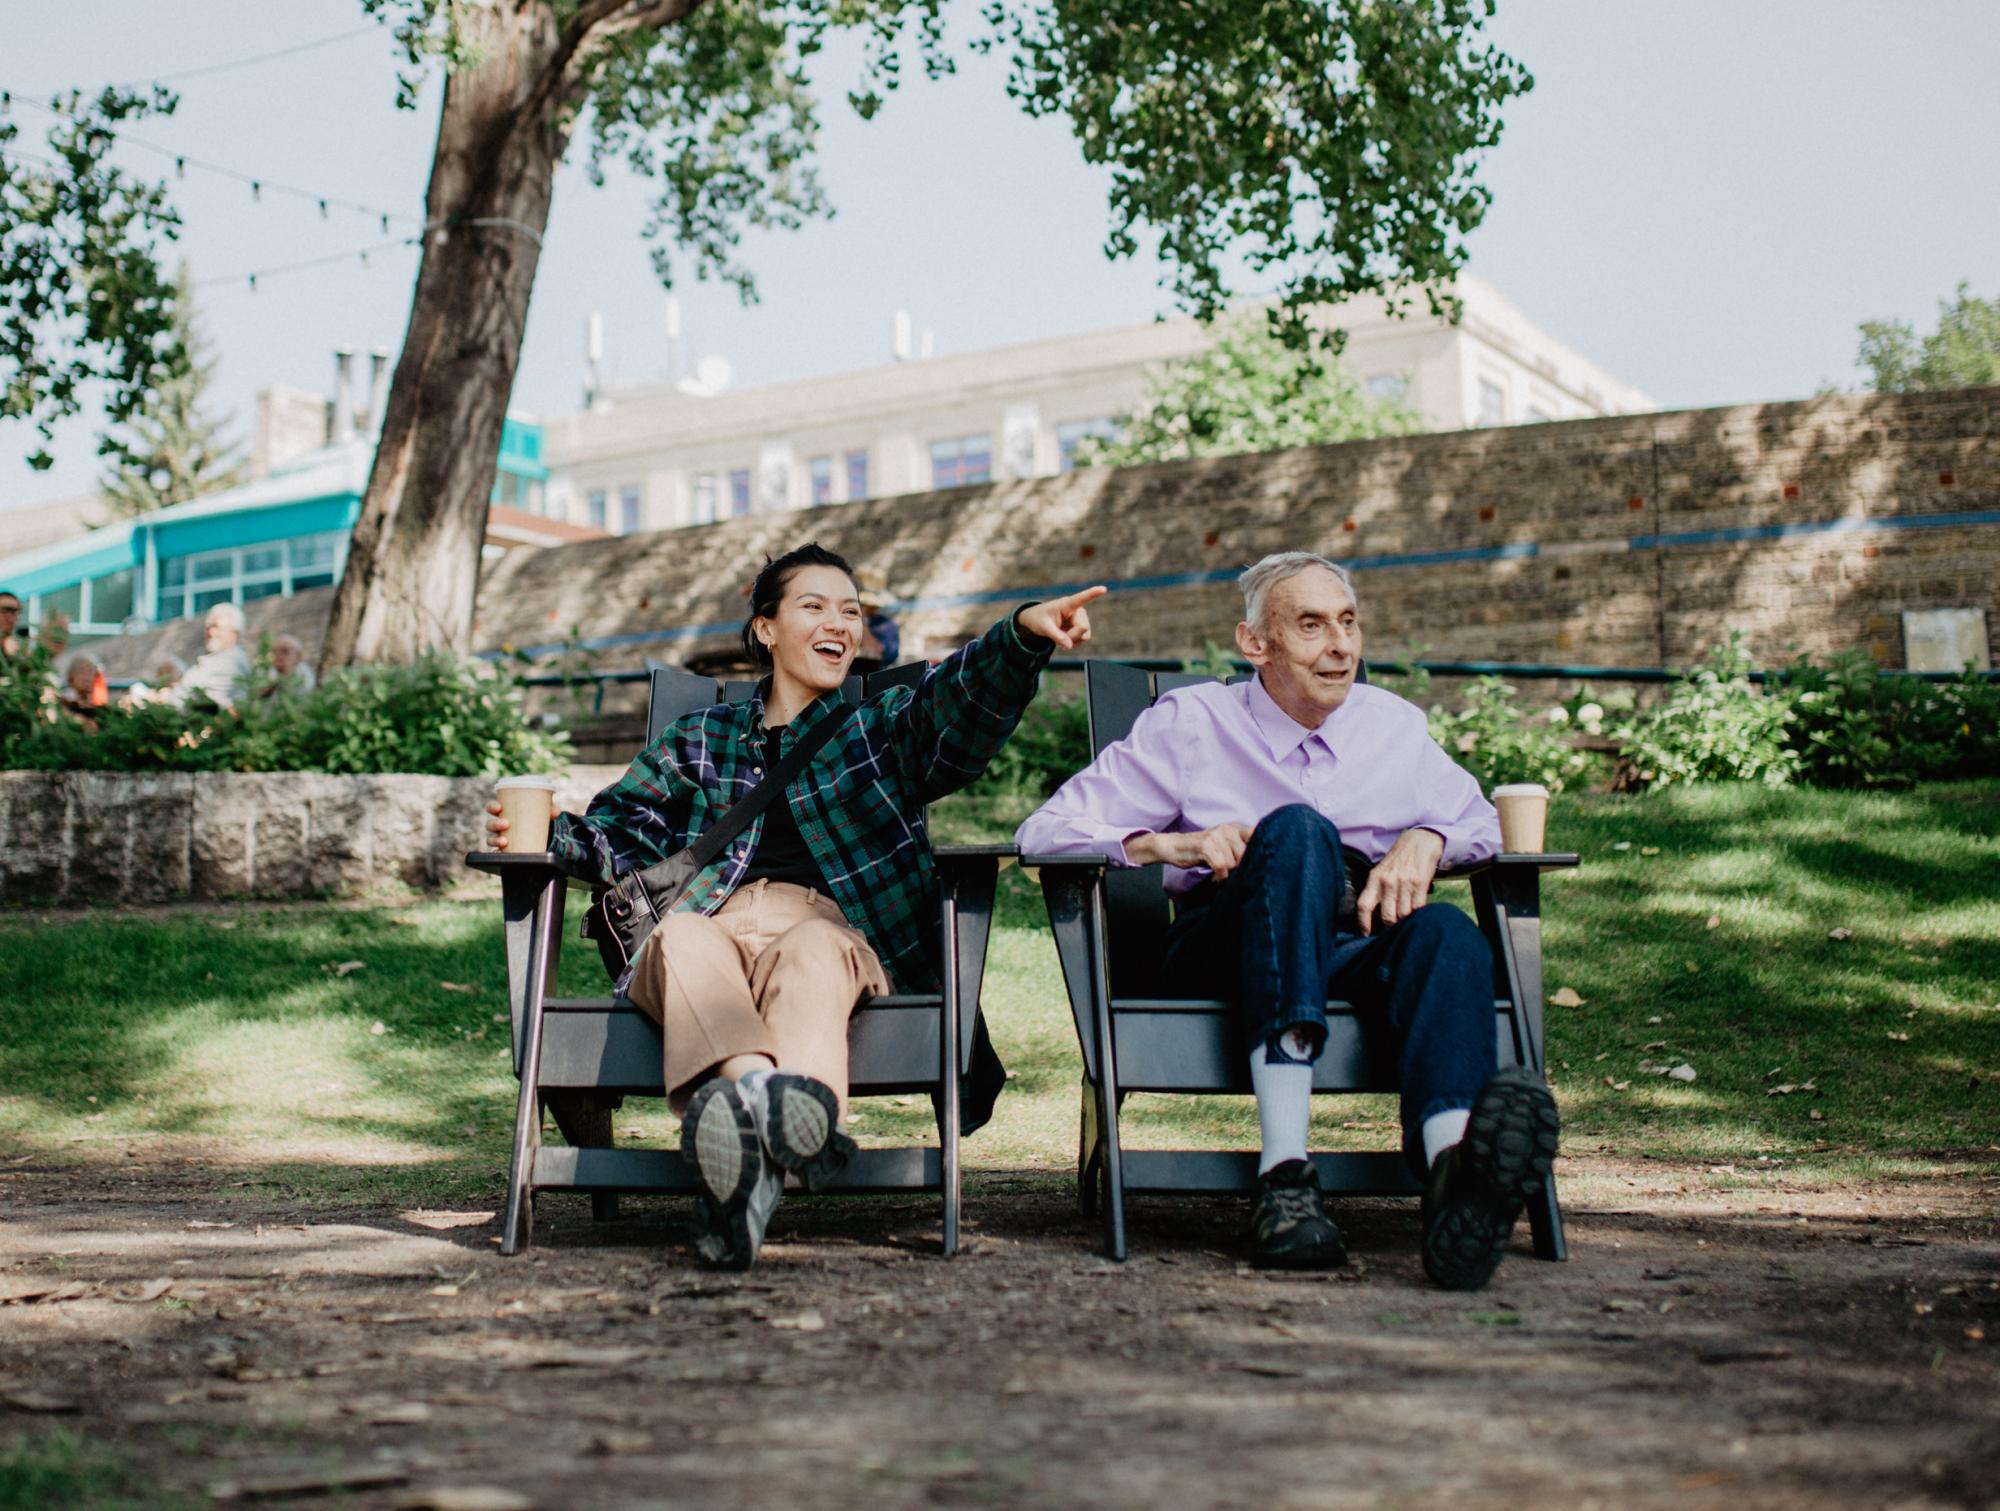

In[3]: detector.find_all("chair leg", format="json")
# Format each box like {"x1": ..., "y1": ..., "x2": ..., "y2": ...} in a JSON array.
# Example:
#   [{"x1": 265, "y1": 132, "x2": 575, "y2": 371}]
[
  {"x1": 500, "y1": 1085, "x2": 541, "y2": 1258},
  {"x1": 938, "y1": 891, "x2": 963, "y2": 1259},
  {"x1": 545, "y1": 1091, "x2": 621, "y2": 1223},
  {"x1": 1527, "y1": 1173, "x2": 1568, "y2": 1261},
  {"x1": 1077, "y1": 1078, "x2": 1101, "y2": 1218}
]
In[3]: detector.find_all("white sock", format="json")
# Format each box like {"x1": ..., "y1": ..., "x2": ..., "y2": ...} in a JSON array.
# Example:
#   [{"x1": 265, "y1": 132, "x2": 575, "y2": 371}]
[
  {"x1": 1249, "y1": 1030, "x2": 1316, "y2": 1175},
  {"x1": 1421, "y1": 1108, "x2": 1471, "y2": 1169}
]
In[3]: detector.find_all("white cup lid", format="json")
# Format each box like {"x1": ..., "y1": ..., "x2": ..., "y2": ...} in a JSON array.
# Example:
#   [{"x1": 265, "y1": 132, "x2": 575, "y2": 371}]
[
  {"x1": 494, "y1": 774, "x2": 559, "y2": 791},
  {"x1": 1491, "y1": 783, "x2": 1550, "y2": 798}
]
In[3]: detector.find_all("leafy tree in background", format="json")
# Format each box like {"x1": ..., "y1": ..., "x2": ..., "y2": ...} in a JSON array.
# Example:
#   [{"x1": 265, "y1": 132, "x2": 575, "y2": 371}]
[
  {"x1": 1857, "y1": 282, "x2": 2000, "y2": 393},
  {"x1": 3, "y1": 3, "x2": 1531, "y2": 668},
  {"x1": 1078, "y1": 318, "x2": 1421, "y2": 467},
  {"x1": 98, "y1": 264, "x2": 244, "y2": 519},
  {"x1": 0, "y1": 87, "x2": 185, "y2": 471}
]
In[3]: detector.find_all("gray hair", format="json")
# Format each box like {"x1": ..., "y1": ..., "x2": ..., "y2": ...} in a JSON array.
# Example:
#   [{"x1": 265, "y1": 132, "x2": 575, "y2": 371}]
[{"x1": 1237, "y1": 551, "x2": 1358, "y2": 631}]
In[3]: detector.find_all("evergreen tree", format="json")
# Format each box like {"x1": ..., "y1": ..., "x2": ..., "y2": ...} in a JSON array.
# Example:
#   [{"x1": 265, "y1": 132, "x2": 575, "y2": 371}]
[{"x1": 97, "y1": 264, "x2": 243, "y2": 519}]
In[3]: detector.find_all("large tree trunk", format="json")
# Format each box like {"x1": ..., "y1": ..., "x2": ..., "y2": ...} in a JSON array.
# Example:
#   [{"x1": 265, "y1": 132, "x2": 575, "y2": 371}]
[{"x1": 319, "y1": 6, "x2": 571, "y2": 671}]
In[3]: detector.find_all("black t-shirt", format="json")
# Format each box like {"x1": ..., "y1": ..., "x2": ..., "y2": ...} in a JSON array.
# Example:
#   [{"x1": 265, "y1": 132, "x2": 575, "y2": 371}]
[{"x1": 741, "y1": 729, "x2": 830, "y2": 892}]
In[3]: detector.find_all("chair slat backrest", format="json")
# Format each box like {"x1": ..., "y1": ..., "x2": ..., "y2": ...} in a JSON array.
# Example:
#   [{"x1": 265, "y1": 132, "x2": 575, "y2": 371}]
[{"x1": 644, "y1": 662, "x2": 723, "y2": 744}]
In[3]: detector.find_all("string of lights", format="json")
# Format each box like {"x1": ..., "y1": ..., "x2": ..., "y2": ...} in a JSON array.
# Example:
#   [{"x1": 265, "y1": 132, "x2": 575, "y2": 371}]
[
  {"x1": 0, "y1": 88, "x2": 421, "y2": 231},
  {"x1": 192, "y1": 234, "x2": 423, "y2": 293},
  {"x1": 112, "y1": 26, "x2": 380, "y2": 90}
]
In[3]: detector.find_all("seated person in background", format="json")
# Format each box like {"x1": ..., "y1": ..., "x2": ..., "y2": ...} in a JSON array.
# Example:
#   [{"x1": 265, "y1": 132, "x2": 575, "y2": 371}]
[
  {"x1": 58, "y1": 654, "x2": 108, "y2": 730},
  {"x1": 124, "y1": 654, "x2": 188, "y2": 706},
  {"x1": 262, "y1": 634, "x2": 317, "y2": 697},
  {"x1": 850, "y1": 568, "x2": 901, "y2": 678},
  {"x1": 485, "y1": 541, "x2": 1105, "y2": 1271},
  {"x1": 1016, "y1": 550, "x2": 1558, "y2": 1290},
  {"x1": 0, "y1": 594, "x2": 65, "y2": 659},
  {"x1": 168, "y1": 604, "x2": 252, "y2": 710}
]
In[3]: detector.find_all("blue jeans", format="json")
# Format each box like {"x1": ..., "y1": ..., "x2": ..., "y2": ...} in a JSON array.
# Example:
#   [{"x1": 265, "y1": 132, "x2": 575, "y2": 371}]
[{"x1": 1161, "y1": 804, "x2": 1497, "y2": 1173}]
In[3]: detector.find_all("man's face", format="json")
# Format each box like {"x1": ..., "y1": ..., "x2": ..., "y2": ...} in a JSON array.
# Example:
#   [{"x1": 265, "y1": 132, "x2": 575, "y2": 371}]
[
  {"x1": 1235, "y1": 566, "x2": 1363, "y2": 727},
  {"x1": 204, "y1": 610, "x2": 239, "y2": 653},
  {"x1": 0, "y1": 597, "x2": 19, "y2": 633},
  {"x1": 272, "y1": 640, "x2": 301, "y2": 675}
]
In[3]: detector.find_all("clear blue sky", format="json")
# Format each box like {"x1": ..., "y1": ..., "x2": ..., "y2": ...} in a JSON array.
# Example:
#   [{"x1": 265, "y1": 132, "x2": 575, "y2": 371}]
[{"x1": 3, "y1": 0, "x2": 1996, "y2": 509}]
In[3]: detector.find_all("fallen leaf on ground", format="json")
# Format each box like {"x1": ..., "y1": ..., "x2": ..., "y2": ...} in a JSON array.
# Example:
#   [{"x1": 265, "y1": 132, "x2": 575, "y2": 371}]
[
  {"x1": 438, "y1": 981, "x2": 477, "y2": 994},
  {"x1": 370, "y1": 1402, "x2": 434, "y2": 1425},
  {"x1": 1639, "y1": 846, "x2": 1660, "y2": 856},
  {"x1": 1667, "y1": 1064, "x2": 1697, "y2": 1083},
  {"x1": 400, "y1": 1210, "x2": 495, "y2": 1231},
  {"x1": 1548, "y1": 987, "x2": 1586, "y2": 1008},
  {"x1": 1828, "y1": 927, "x2": 1852, "y2": 941},
  {"x1": 396, "y1": 1491, "x2": 533, "y2": 1511},
  {"x1": 429, "y1": 1285, "x2": 460, "y2": 1297},
  {"x1": 512, "y1": 1347, "x2": 649, "y2": 1370},
  {"x1": 1809, "y1": 1110, "x2": 1826, "y2": 1121},
  {"x1": 771, "y1": 1309, "x2": 827, "y2": 1332},
  {"x1": 1705, "y1": 914, "x2": 1721, "y2": 929},
  {"x1": 1887, "y1": 1031, "x2": 1911, "y2": 1042},
  {"x1": 3, "y1": 1390, "x2": 81, "y2": 1413},
  {"x1": 370, "y1": 1021, "x2": 390, "y2": 1036},
  {"x1": 1611, "y1": 841, "x2": 1632, "y2": 851},
  {"x1": 186, "y1": 1219, "x2": 235, "y2": 1230},
  {"x1": 325, "y1": 960, "x2": 368, "y2": 976},
  {"x1": 120, "y1": 1279, "x2": 174, "y2": 1303},
  {"x1": 587, "y1": 1431, "x2": 653, "y2": 1456}
]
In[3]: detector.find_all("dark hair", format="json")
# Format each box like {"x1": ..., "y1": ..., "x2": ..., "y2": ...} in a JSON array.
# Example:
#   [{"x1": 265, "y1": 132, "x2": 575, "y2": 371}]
[
  {"x1": 740, "y1": 542, "x2": 857, "y2": 668},
  {"x1": 0, "y1": 589, "x2": 19, "y2": 607}
]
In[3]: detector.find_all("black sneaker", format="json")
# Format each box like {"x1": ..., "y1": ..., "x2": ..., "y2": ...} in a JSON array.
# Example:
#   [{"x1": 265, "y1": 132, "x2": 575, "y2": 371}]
[
  {"x1": 739, "y1": 1071, "x2": 857, "y2": 1192},
  {"x1": 682, "y1": 1078, "x2": 783, "y2": 1271},
  {"x1": 1421, "y1": 1067, "x2": 1560, "y2": 1292},
  {"x1": 1250, "y1": 1159, "x2": 1348, "y2": 1270}
]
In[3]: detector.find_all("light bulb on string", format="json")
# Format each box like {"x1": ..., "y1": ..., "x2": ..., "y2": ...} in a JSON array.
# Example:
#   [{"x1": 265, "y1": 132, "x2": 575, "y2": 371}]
[
  {"x1": 247, "y1": 273, "x2": 257, "y2": 292},
  {"x1": 250, "y1": 179, "x2": 261, "y2": 201},
  {"x1": 318, "y1": 199, "x2": 328, "y2": 219}
]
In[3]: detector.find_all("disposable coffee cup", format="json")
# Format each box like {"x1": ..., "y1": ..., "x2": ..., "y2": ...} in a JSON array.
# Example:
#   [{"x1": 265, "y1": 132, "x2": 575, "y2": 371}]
[
  {"x1": 493, "y1": 775, "x2": 558, "y2": 853},
  {"x1": 1492, "y1": 783, "x2": 1550, "y2": 854}
]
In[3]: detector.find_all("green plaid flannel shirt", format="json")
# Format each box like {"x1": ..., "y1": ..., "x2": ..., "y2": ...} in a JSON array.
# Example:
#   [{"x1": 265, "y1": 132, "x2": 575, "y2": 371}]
[{"x1": 549, "y1": 610, "x2": 1051, "y2": 993}]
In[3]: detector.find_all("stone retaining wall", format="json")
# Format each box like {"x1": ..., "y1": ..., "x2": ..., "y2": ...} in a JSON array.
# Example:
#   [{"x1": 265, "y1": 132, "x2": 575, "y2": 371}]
[{"x1": 0, "y1": 768, "x2": 618, "y2": 906}]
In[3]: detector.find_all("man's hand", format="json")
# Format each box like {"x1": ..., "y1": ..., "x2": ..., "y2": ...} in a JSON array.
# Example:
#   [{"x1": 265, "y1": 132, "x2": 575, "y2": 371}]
[
  {"x1": 1125, "y1": 823, "x2": 1254, "y2": 880},
  {"x1": 1016, "y1": 586, "x2": 1107, "y2": 651},
  {"x1": 1355, "y1": 827, "x2": 1445, "y2": 934}
]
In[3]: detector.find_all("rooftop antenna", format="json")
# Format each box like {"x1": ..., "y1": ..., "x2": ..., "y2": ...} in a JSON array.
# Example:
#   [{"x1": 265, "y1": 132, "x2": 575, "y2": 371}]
[
  {"x1": 663, "y1": 295, "x2": 686, "y2": 382},
  {"x1": 584, "y1": 311, "x2": 607, "y2": 411}
]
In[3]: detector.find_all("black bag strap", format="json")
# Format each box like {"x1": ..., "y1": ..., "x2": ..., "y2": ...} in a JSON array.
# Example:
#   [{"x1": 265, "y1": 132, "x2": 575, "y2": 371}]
[{"x1": 632, "y1": 701, "x2": 848, "y2": 892}]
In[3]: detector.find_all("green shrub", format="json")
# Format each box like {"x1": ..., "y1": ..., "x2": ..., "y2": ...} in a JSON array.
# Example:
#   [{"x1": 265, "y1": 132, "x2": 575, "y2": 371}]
[
  {"x1": 963, "y1": 681, "x2": 1090, "y2": 803},
  {"x1": 1426, "y1": 676, "x2": 1602, "y2": 793},
  {"x1": 0, "y1": 645, "x2": 569, "y2": 777},
  {"x1": 1612, "y1": 635, "x2": 1799, "y2": 788},
  {"x1": 1782, "y1": 650, "x2": 2000, "y2": 786}
]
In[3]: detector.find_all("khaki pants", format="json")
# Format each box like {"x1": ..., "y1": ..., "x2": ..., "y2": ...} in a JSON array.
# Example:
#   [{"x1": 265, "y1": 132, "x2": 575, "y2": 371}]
[{"x1": 626, "y1": 880, "x2": 888, "y2": 1115}]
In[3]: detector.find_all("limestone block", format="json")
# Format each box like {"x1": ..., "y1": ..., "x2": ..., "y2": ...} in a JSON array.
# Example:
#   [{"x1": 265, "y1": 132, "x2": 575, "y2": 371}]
[
  {"x1": 69, "y1": 772, "x2": 194, "y2": 903},
  {"x1": 0, "y1": 772, "x2": 72, "y2": 904},
  {"x1": 304, "y1": 779, "x2": 375, "y2": 895}
]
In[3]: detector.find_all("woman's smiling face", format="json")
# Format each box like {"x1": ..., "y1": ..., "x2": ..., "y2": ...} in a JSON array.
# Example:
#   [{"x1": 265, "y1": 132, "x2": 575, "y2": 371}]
[{"x1": 754, "y1": 564, "x2": 863, "y2": 705}]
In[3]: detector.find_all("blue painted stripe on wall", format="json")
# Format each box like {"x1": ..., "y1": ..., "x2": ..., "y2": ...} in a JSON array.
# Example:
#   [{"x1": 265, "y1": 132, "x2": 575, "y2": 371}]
[{"x1": 482, "y1": 504, "x2": 1999, "y2": 660}]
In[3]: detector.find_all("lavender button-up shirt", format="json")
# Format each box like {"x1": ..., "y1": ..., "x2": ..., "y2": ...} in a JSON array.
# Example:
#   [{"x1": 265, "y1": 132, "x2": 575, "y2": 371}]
[{"x1": 1016, "y1": 675, "x2": 1500, "y2": 893}]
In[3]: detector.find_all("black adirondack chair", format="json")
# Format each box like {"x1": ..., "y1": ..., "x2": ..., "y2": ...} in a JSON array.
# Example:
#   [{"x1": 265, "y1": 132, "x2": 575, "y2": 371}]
[
  {"x1": 1029, "y1": 661, "x2": 1578, "y2": 1262},
  {"x1": 466, "y1": 660, "x2": 1008, "y2": 1257}
]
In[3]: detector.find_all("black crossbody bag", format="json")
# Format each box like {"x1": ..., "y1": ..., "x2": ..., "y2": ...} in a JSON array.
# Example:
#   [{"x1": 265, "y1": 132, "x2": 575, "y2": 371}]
[{"x1": 580, "y1": 712, "x2": 846, "y2": 983}]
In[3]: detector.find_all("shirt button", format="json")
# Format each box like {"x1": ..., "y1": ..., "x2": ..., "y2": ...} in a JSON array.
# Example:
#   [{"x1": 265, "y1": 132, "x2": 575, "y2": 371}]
[{"x1": 752, "y1": 766, "x2": 762, "y2": 775}]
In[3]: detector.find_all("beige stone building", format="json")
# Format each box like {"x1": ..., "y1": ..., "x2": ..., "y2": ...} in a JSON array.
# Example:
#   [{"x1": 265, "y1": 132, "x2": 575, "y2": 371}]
[{"x1": 540, "y1": 274, "x2": 1656, "y2": 534}]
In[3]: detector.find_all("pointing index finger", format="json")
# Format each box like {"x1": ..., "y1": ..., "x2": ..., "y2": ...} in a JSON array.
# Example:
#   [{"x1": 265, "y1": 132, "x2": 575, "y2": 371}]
[{"x1": 1062, "y1": 585, "x2": 1109, "y2": 609}]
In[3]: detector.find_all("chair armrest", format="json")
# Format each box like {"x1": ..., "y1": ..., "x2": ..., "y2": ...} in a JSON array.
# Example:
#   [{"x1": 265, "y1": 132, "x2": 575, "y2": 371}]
[
  {"x1": 464, "y1": 850, "x2": 565, "y2": 878},
  {"x1": 936, "y1": 843, "x2": 1018, "y2": 859},
  {"x1": 1438, "y1": 852, "x2": 1581, "y2": 881},
  {"x1": 1021, "y1": 853, "x2": 1109, "y2": 872}
]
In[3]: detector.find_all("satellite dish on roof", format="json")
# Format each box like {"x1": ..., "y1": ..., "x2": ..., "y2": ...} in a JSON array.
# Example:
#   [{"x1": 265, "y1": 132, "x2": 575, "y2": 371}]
[{"x1": 678, "y1": 354, "x2": 733, "y2": 397}]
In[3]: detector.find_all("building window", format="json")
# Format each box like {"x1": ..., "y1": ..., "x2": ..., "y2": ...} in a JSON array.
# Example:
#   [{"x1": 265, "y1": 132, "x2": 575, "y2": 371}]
[
  {"x1": 845, "y1": 450, "x2": 869, "y2": 501},
  {"x1": 729, "y1": 469, "x2": 752, "y2": 517},
  {"x1": 1055, "y1": 418, "x2": 1117, "y2": 472},
  {"x1": 289, "y1": 534, "x2": 339, "y2": 592},
  {"x1": 929, "y1": 433, "x2": 993, "y2": 489},
  {"x1": 808, "y1": 455, "x2": 834, "y2": 506},
  {"x1": 619, "y1": 485, "x2": 641, "y2": 535},
  {"x1": 1477, "y1": 378, "x2": 1507, "y2": 427},
  {"x1": 149, "y1": 532, "x2": 346, "y2": 624},
  {"x1": 1365, "y1": 373, "x2": 1411, "y2": 404},
  {"x1": 692, "y1": 473, "x2": 718, "y2": 524},
  {"x1": 587, "y1": 489, "x2": 609, "y2": 530},
  {"x1": 88, "y1": 567, "x2": 135, "y2": 627}
]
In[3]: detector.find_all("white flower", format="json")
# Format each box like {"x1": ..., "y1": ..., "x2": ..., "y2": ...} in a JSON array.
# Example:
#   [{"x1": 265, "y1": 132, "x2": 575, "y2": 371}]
[
  {"x1": 1577, "y1": 702, "x2": 1605, "y2": 726},
  {"x1": 1545, "y1": 706, "x2": 1570, "y2": 725}
]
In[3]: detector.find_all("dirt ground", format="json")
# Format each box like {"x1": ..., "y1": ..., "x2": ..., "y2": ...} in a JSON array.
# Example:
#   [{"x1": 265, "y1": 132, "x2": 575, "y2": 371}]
[{"x1": 2, "y1": 1156, "x2": 1998, "y2": 1510}]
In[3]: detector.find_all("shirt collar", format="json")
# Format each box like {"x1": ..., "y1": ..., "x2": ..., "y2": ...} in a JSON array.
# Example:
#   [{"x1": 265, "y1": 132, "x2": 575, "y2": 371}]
[{"x1": 1244, "y1": 672, "x2": 1339, "y2": 763}]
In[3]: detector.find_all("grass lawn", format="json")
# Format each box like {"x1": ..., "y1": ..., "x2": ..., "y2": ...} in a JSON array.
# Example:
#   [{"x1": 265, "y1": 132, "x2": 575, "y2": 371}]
[{"x1": 1, "y1": 782, "x2": 1994, "y2": 1202}]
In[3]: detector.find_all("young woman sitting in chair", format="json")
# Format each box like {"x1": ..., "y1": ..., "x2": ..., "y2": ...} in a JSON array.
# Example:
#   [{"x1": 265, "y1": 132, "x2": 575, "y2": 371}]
[{"x1": 486, "y1": 542, "x2": 1103, "y2": 1268}]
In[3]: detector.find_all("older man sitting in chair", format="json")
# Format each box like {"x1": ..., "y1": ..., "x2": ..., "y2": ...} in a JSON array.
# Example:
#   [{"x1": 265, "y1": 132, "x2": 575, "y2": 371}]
[{"x1": 1017, "y1": 552, "x2": 1559, "y2": 1289}]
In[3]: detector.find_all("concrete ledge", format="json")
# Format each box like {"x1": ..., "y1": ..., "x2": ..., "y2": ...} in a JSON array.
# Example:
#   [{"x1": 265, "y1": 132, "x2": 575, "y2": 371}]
[{"x1": 0, "y1": 770, "x2": 561, "y2": 905}]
